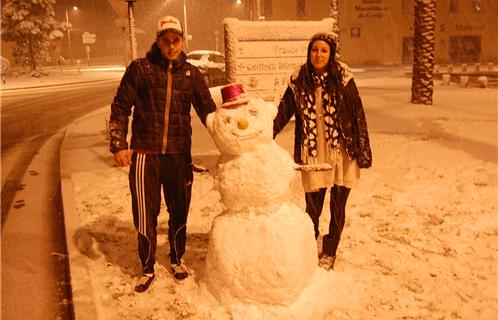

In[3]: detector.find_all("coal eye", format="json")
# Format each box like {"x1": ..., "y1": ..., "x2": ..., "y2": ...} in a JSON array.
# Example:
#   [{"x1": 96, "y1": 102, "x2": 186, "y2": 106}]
[{"x1": 249, "y1": 109, "x2": 258, "y2": 116}]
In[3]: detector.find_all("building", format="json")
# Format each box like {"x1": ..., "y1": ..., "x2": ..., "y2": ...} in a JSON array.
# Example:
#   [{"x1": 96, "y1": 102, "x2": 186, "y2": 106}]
[{"x1": 259, "y1": 0, "x2": 498, "y2": 65}]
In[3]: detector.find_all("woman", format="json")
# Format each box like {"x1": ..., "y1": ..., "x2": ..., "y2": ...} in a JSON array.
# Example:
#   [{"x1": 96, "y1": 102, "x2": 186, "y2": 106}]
[{"x1": 273, "y1": 32, "x2": 372, "y2": 270}]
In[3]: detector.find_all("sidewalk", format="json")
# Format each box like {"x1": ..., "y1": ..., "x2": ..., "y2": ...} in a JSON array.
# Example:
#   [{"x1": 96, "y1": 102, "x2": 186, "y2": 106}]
[
  {"x1": 60, "y1": 107, "x2": 115, "y2": 319},
  {"x1": 0, "y1": 65, "x2": 125, "y2": 91}
]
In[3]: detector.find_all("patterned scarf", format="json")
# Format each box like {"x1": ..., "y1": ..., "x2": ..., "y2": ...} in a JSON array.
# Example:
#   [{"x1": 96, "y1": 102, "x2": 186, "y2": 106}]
[{"x1": 301, "y1": 71, "x2": 340, "y2": 158}]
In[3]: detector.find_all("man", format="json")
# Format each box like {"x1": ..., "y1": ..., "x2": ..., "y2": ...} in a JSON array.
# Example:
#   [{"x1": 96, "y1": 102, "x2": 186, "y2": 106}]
[{"x1": 109, "y1": 15, "x2": 216, "y2": 292}]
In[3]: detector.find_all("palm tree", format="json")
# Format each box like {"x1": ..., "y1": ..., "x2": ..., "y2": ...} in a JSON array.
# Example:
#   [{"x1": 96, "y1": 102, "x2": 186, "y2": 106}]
[
  {"x1": 330, "y1": 0, "x2": 340, "y2": 39},
  {"x1": 411, "y1": 0, "x2": 436, "y2": 105}
]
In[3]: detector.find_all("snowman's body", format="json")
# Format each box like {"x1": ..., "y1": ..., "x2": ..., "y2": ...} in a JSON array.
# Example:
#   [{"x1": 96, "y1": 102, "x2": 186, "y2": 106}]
[
  {"x1": 204, "y1": 97, "x2": 318, "y2": 305},
  {"x1": 215, "y1": 142, "x2": 294, "y2": 212}
]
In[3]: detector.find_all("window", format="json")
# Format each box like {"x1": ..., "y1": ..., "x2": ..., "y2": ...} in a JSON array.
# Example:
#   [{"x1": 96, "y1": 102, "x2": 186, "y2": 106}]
[
  {"x1": 297, "y1": 0, "x2": 306, "y2": 16},
  {"x1": 264, "y1": 0, "x2": 272, "y2": 17},
  {"x1": 449, "y1": 0, "x2": 459, "y2": 12},
  {"x1": 449, "y1": 36, "x2": 481, "y2": 62}
]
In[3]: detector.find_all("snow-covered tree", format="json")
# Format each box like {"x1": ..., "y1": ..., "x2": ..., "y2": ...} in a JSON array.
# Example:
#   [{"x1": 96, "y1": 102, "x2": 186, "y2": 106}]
[
  {"x1": 411, "y1": 0, "x2": 436, "y2": 105},
  {"x1": 1, "y1": 0, "x2": 58, "y2": 72}
]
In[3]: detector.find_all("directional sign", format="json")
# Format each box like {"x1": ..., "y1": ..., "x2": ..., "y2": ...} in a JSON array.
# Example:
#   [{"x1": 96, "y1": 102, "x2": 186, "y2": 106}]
[{"x1": 82, "y1": 32, "x2": 97, "y2": 44}]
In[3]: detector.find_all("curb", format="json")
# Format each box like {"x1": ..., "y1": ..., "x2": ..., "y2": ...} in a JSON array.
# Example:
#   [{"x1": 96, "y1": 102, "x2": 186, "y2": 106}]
[{"x1": 60, "y1": 107, "x2": 112, "y2": 320}]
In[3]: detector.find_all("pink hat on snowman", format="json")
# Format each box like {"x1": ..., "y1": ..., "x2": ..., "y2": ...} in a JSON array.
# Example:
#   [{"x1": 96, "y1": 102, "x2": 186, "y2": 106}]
[{"x1": 220, "y1": 83, "x2": 249, "y2": 109}]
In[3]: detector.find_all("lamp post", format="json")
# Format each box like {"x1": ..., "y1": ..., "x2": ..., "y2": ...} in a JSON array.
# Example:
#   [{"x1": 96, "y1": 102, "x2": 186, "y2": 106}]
[
  {"x1": 214, "y1": 30, "x2": 219, "y2": 52},
  {"x1": 183, "y1": 0, "x2": 189, "y2": 51},
  {"x1": 64, "y1": 1, "x2": 76, "y2": 65},
  {"x1": 126, "y1": 0, "x2": 138, "y2": 60}
]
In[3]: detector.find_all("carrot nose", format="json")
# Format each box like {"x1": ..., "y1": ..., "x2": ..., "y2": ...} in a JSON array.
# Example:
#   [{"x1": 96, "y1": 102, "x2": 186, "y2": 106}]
[{"x1": 237, "y1": 118, "x2": 249, "y2": 130}]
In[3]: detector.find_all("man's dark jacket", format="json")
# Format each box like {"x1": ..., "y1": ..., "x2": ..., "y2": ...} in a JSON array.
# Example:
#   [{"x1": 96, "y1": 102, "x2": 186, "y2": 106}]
[{"x1": 109, "y1": 43, "x2": 216, "y2": 154}]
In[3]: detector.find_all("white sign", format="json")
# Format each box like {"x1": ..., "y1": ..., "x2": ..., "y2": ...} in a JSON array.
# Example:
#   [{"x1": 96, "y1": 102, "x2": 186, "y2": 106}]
[
  {"x1": 82, "y1": 32, "x2": 97, "y2": 44},
  {"x1": 224, "y1": 18, "x2": 335, "y2": 103}
]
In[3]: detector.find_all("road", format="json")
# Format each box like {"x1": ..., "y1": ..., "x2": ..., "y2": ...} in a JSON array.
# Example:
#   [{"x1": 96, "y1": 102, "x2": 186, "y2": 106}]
[{"x1": 1, "y1": 79, "x2": 120, "y2": 320}]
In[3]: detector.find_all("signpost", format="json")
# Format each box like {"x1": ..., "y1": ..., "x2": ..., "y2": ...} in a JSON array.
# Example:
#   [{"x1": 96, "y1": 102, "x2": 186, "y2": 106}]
[
  {"x1": 82, "y1": 32, "x2": 96, "y2": 65},
  {"x1": 223, "y1": 18, "x2": 335, "y2": 103},
  {"x1": 82, "y1": 32, "x2": 97, "y2": 44},
  {"x1": 85, "y1": 46, "x2": 91, "y2": 66}
]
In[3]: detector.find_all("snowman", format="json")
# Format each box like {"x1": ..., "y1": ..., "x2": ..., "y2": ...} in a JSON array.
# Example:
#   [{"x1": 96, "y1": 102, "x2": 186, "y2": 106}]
[{"x1": 203, "y1": 83, "x2": 318, "y2": 306}]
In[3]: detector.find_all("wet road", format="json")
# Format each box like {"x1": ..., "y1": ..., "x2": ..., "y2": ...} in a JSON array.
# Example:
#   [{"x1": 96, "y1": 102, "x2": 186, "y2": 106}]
[{"x1": 1, "y1": 79, "x2": 119, "y2": 320}]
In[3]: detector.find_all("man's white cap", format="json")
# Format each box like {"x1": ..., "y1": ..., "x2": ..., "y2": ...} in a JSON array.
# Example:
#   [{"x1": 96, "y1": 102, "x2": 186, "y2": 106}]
[{"x1": 157, "y1": 15, "x2": 183, "y2": 36}]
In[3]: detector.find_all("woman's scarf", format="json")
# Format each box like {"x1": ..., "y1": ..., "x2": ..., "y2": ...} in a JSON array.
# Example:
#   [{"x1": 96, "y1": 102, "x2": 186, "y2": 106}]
[{"x1": 301, "y1": 71, "x2": 340, "y2": 158}]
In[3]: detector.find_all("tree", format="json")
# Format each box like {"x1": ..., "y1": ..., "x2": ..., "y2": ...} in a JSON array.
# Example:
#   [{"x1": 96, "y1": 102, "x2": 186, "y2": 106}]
[
  {"x1": 411, "y1": 0, "x2": 436, "y2": 105},
  {"x1": 329, "y1": 0, "x2": 339, "y2": 39},
  {"x1": 1, "y1": 0, "x2": 58, "y2": 73}
]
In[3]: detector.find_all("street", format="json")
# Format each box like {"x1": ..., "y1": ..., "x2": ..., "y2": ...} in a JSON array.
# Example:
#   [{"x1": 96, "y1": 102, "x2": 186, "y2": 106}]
[{"x1": 1, "y1": 79, "x2": 119, "y2": 320}]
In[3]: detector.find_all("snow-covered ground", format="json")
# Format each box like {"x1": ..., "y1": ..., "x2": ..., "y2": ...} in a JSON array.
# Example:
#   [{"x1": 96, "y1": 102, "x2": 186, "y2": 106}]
[
  {"x1": 69, "y1": 73, "x2": 497, "y2": 319},
  {"x1": 0, "y1": 65, "x2": 125, "y2": 90}
]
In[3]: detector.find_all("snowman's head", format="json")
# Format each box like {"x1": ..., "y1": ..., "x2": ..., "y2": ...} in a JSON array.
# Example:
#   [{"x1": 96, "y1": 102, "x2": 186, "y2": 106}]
[{"x1": 206, "y1": 86, "x2": 278, "y2": 155}]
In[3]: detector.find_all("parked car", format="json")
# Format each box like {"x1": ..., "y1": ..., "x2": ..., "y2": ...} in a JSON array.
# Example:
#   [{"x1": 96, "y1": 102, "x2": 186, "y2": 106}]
[{"x1": 186, "y1": 50, "x2": 227, "y2": 87}]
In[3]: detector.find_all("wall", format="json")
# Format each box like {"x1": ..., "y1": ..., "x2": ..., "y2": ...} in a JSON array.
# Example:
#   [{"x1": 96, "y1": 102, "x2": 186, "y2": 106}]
[{"x1": 261, "y1": 0, "x2": 498, "y2": 65}]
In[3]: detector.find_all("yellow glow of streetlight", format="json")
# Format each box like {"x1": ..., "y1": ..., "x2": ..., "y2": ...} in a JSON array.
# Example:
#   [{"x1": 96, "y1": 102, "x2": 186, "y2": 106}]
[
  {"x1": 73, "y1": 6, "x2": 78, "y2": 10},
  {"x1": 236, "y1": 0, "x2": 242, "y2": 4}
]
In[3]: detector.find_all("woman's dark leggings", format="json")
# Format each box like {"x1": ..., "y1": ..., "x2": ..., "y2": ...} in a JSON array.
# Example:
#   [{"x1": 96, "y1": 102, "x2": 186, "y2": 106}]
[{"x1": 305, "y1": 185, "x2": 351, "y2": 256}]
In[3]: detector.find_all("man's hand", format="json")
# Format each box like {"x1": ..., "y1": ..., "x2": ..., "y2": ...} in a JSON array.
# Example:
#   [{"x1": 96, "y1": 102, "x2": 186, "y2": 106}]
[{"x1": 113, "y1": 149, "x2": 132, "y2": 167}]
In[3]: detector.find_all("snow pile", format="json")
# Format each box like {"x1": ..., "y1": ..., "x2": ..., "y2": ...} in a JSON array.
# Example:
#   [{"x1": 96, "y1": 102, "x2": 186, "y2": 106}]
[
  {"x1": 203, "y1": 97, "x2": 318, "y2": 308},
  {"x1": 223, "y1": 17, "x2": 335, "y2": 42}
]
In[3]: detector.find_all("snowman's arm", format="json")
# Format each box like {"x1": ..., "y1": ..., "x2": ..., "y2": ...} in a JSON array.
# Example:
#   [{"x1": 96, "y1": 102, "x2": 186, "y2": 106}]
[
  {"x1": 294, "y1": 163, "x2": 333, "y2": 172},
  {"x1": 273, "y1": 86, "x2": 296, "y2": 138}
]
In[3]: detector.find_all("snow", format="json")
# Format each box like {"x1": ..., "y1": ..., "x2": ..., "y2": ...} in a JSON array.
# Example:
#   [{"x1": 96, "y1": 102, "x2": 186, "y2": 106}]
[
  {"x1": 0, "y1": 66, "x2": 125, "y2": 90},
  {"x1": 187, "y1": 55, "x2": 225, "y2": 71},
  {"x1": 223, "y1": 17, "x2": 335, "y2": 41},
  {"x1": 186, "y1": 51, "x2": 225, "y2": 72},
  {"x1": 69, "y1": 74, "x2": 497, "y2": 319}
]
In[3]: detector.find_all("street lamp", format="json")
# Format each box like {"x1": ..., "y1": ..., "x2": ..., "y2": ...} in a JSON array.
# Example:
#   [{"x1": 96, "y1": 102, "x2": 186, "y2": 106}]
[
  {"x1": 64, "y1": 3, "x2": 78, "y2": 65},
  {"x1": 125, "y1": 0, "x2": 138, "y2": 60},
  {"x1": 214, "y1": 30, "x2": 219, "y2": 52},
  {"x1": 183, "y1": 0, "x2": 189, "y2": 51}
]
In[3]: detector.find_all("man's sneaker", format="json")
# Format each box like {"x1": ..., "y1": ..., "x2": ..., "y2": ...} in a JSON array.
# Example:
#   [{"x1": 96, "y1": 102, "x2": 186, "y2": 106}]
[
  {"x1": 134, "y1": 273, "x2": 155, "y2": 292},
  {"x1": 318, "y1": 254, "x2": 336, "y2": 271},
  {"x1": 171, "y1": 263, "x2": 188, "y2": 280}
]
